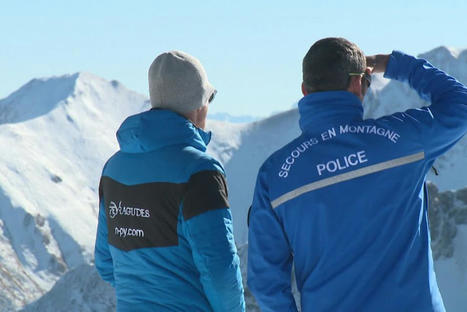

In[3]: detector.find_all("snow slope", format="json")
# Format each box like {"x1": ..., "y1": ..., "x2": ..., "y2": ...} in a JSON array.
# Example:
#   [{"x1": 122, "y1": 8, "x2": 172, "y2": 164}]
[
  {"x1": 428, "y1": 184, "x2": 467, "y2": 312},
  {"x1": 0, "y1": 73, "x2": 148, "y2": 310},
  {"x1": 208, "y1": 112, "x2": 259, "y2": 123},
  {"x1": 2, "y1": 46, "x2": 467, "y2": 311},
  {"x1": 22, "y1": 264, "x2": 116, "y2": 312},
  {"x1": 207, "y1": 108, "x2": 301, "y2": 244}
]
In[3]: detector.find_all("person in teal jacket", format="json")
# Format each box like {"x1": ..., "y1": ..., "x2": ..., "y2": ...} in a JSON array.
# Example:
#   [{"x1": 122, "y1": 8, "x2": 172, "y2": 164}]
[
  {"x1": 94, "y1": 50, "x2": 245, "y2": 312},
  {"x1": 248, "y1": 38, "x2": 467, "y2": 311}
]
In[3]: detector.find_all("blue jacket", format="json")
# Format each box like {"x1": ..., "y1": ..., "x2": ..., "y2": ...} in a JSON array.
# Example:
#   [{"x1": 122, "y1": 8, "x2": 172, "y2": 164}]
[
  {"x1": 248, "y1": 51, "x2": 467, "y2": 312},
  {"x1": 94, "y1": 109, "x2": 245, "y2": 311}
]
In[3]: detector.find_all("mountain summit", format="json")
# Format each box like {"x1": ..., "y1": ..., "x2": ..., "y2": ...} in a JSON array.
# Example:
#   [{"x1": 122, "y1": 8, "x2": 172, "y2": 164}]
[{"x1": 0, "y1": 72, "x2": 148, "y2": 308}]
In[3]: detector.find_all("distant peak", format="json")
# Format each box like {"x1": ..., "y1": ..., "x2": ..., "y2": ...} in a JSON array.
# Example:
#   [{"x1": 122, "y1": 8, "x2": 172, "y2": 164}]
[
  {"x1": 446, "y1": 47, "x2": 463, "y2": 58},
  {"x1": 208, "y1": 112, "x2": 260, "y2": 123},
  {"x1": 418, "y1": 46, "x2": 465, "y2": 61},
  {"x1": 74, "y1": 72, "x2": 132, "y2": 93},
  {"x1": 459, "y1": 49, "x2": 467, "y2": 61},
  {"x1": 0, "y1": 73, "x2": 79, "y2": 124},
  {"x1": 74, "y1": 72, "x2": 106, "y2": 83},
  {"x1": 11, "y1": 73, "x2": 78, "y2": 96}
]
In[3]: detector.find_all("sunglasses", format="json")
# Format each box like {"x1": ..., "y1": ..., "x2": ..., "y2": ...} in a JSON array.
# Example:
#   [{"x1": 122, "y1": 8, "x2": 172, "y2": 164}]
[
  {"x1": 208, "y1": 90, "x2": 217, "y2": 103},
  {"x1": 348, "y1": 72, "x2": 371, "y2": 88}
]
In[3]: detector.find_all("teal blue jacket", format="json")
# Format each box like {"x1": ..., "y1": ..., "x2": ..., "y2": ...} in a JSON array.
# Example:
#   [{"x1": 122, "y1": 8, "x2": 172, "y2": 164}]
[{"x1": 94, "y1": 109, "x2": 245, "y2": 311}]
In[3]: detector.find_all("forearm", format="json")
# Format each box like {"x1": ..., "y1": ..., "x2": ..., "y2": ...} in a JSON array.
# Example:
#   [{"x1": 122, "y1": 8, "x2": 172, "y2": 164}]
[
  {"x1": 384, "y1": 51, "x2": 467, "y2": 104},
  {"x1": 248, "y1": 213, "x2": 297, "y2": 312},
  {"x1": 186, "y1": 209, "x2": 245, "y2": 312},
  {"x1": 196, "y1": 251, "x2": 245, "y2": 312},
  {"x1": 247, "y1": 167, "x2": 298, "y2": 312},
  {"x1": 94, "y1": 243, "x2": 115, "y2": 286},
  {"x1": 382, "y1": 51, "x2": 467, "y2": 156},
  {"x1": 94, "y1": 201, "x2": 115, "y2": 286}
]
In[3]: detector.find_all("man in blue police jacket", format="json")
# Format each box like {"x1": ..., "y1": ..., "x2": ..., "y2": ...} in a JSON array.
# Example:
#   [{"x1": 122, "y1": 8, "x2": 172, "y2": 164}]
[
  {"x1": 95, "y1": 50, "x2": 245, "y2": 311},
  {"x1": 248, "y1": 37, "x2": 467, "y2": 311}
]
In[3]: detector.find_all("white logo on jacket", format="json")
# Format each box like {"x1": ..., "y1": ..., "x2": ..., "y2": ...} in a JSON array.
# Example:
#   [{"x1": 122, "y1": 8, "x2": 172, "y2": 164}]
[
  {"x1": 108, "y1": 201, "x2": 151, "y2": 219},
  {"x1": 316, "y1": 150, "x2": 368, "y2": 176}
]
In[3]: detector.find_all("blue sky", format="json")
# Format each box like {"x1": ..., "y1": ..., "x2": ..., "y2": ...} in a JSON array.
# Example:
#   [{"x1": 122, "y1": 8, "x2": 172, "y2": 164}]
[{"x1": 1, "y1": 0, "x2": 466, "y2": 117}]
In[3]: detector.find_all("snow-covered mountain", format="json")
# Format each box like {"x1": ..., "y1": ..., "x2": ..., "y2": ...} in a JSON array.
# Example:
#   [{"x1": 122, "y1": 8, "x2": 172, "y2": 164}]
[
  {"x1": 22, "y1": 264, "x2": 116, "y2": 312},
  {"x1": 0, "y1": 73, "x2": 148, "y2": 310},
  {"x1": 207, "y1": 112, "x2": 259, "y2": 123},
  {"x1": 208, "y1": 109, "x2": 301, "y2": 244},
  {"x1": 0, "y1": 46, "x2": 465, "y2": 311}
]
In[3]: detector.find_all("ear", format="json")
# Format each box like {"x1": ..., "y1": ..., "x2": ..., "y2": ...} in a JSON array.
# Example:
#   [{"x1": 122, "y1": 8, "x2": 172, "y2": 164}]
[
  {"x1": 347, "y1": 76, "x2": 363, "y2": 99},
  {"x1": 195, "y1": 105, "x2": 204, "y2": 113},
  {"x1": 301, "y1": 82, "x2": 308, "y2": 96}
]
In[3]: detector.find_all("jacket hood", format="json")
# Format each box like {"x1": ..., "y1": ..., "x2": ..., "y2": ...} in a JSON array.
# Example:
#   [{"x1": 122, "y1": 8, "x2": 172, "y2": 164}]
[
  {"x1": 116, "y1": 109, "x2": 211, "y2": 153},
  {"x1": 298, "y1": 91, "x2": 364, "y2": 133}
]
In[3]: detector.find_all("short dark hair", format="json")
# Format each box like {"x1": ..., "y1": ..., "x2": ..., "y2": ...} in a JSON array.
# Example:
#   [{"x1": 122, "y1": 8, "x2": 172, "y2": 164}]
[{"x1": 302, "y1": 37, "x2": 366, "y2": 93}]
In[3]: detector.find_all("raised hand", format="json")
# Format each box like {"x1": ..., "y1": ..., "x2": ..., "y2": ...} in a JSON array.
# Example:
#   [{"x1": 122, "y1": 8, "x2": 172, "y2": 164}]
[{"x1": 366, "y1": 54, "x2": 390, "y2": 74}]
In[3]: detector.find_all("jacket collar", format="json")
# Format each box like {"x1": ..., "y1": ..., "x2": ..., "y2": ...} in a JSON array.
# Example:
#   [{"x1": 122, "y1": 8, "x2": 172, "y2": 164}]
[
  {"x1": 298, "y1": 91, "x2": 364, "y2": 133},
  {"x1": 116, "y1": 109, "x2": 211, "y2": 153}
]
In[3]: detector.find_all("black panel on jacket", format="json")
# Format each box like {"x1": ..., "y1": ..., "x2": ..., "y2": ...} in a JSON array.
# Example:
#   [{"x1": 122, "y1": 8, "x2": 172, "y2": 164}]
[
  {"x1": 183, "y1": 170, "x2": 230, "y2": 220},
  {"x1": 100, "y1": 176, "x2": 185, "y2": 251}
]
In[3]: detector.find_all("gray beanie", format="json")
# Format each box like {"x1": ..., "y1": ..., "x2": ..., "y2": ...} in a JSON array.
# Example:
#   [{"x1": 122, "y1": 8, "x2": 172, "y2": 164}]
[{"x1": 148, "y1": 50, "x2": 215, "y2": 114}]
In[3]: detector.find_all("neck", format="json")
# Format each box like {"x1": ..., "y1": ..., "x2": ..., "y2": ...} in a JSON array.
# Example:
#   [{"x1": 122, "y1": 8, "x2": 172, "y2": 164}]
[{"x1": 298, "y1": 91, "x2": 364, "y2": 133}]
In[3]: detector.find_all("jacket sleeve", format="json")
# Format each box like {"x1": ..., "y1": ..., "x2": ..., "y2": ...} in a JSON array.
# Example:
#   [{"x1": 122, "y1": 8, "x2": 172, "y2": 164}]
[
  {"x1": 94, "y1": 178, "x2": 115, "y2": 286},
  {"x1": 384, "y1": 50, "x2": 467, "y2": 160},
  {"x1": 247, "y1": 163, "x2": 298, "y2": 312},
  {"x1": 182, "y1": 170, "x2": 245, "y2": 312}
]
